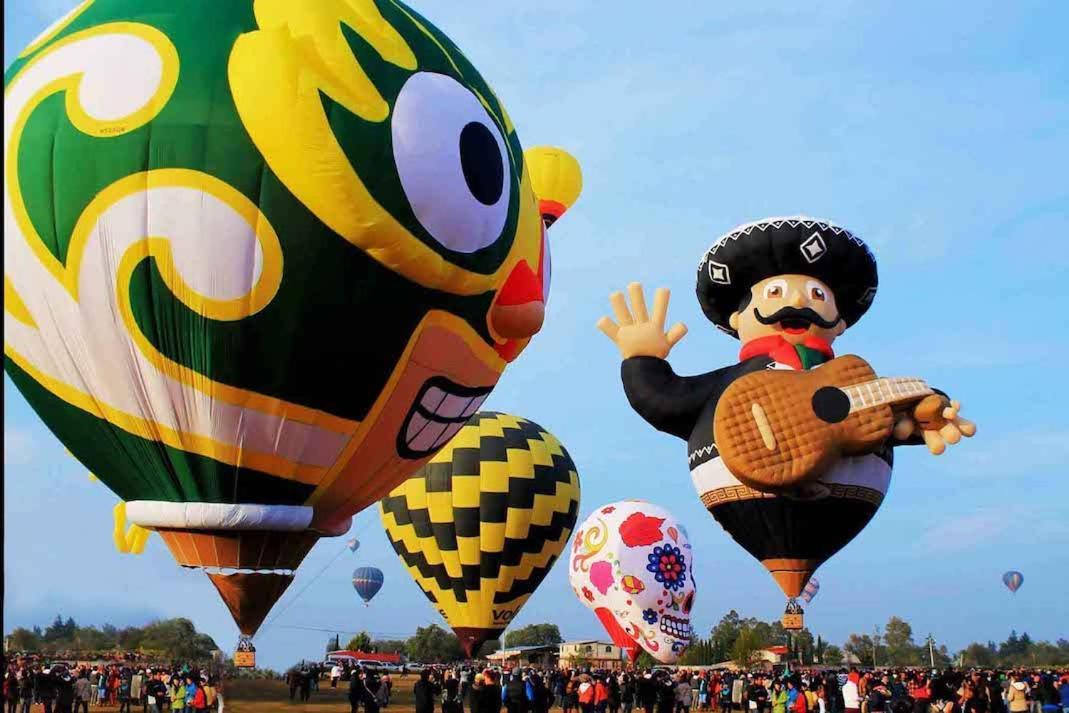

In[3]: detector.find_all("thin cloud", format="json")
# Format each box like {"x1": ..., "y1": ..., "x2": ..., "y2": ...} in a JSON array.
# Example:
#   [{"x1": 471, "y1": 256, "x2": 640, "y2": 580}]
[{"x1": 919, "y1": 505, "x2": 1068, "y2": 555}]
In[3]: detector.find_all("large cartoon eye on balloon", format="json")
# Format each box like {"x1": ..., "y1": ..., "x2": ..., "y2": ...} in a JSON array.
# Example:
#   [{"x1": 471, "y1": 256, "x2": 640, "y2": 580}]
[
  {"x1": 381, "y1": 412, "x2": 580, "y2": 658},
  {"x1": 4, "y1": 0, "x2": 580, "y2": 643},
  {"x1": 569, "y1": 501, "x2": 696, "y2": 664}
]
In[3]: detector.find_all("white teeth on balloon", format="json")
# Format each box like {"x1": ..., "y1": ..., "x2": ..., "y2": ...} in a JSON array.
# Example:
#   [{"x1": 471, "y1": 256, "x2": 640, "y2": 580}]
[
  {"x1": 409, "y1": 420, "x2": 449, "y2": 453},
  {"x1": 400, "y1": 379, "x2": 493, "y2": 457},
  {"x1": 436, "y1": 393, "x2": 474, "y2": 419},
  {"x1": 420, "y1": 386, "x2": 448, "y2": 412},
  {"x1": 405, "y1": 412, "x2": 430, "y2": 443},
  {"x1": 461, "y1": 395, "x2": 487, "y2": 417},
  {"x1": 433, "y1": 421, "x2": 465, "y2": 450},
  {"x1": 660, "y1": 614, "x2": 691, "y2": 640}
]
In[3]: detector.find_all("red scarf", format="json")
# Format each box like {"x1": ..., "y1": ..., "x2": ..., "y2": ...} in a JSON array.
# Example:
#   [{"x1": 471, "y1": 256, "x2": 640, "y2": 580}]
[{"x1": 739, "y1": 334, "x2": 834, "y2": 370}]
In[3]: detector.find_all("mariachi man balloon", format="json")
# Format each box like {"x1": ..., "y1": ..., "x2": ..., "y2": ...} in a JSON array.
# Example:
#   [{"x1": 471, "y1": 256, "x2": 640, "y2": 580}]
[{"x1": 597, "y1": 216, "x2": 977, "y2": 629}]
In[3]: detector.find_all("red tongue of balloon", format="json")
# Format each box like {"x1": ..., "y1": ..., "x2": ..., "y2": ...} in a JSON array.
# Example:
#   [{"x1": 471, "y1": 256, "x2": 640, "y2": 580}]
[{"x1": 595, "y1": 607, "x2": 641, "y2": 663}]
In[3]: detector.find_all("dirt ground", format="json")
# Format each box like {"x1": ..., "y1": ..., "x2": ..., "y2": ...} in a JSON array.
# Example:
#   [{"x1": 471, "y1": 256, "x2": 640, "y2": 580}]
[
  {"x1": 225, "y1": 677, "x2": 419, "y2": 713},
  {"x1": 13, "y1": 678, "x2": 418, "y2": 713}
]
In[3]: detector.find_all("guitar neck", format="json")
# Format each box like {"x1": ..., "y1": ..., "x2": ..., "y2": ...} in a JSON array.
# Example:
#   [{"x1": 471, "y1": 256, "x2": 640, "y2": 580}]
[{"x1": 844, "y1": 376, "x2": 932, "y2": 414}]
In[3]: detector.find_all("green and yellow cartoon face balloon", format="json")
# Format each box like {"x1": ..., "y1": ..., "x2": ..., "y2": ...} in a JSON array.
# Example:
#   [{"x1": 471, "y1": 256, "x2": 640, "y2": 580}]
[{"x1": 4, "y1": 0, "x2": 581, "y2": 550}]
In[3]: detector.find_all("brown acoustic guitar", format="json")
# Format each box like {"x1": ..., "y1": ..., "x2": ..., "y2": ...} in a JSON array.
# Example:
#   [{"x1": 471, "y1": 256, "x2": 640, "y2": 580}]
[{"x1": 712, "y1": 354, "x2": 949, "y2": 492}]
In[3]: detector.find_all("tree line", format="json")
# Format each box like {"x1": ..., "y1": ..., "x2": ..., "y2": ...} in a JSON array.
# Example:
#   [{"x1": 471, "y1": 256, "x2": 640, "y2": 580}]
[
  {"x1": 5, "y1": 615, "x2": 219, "y2": 662},
  {"x1": 676, "y1": 611, "x2": 1069, "y2": 668}
]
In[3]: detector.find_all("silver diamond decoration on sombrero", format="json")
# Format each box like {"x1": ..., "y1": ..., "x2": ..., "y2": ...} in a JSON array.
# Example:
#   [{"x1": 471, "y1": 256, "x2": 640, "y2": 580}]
[{"x1": 697, "y1": 215, "x2": 872, "y2": 273}]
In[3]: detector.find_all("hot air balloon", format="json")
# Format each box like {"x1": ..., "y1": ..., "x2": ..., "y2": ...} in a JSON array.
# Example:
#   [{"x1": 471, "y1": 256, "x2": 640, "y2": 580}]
[
  {"x1": 526, "y1": 147, "x2": 583, "y2": 228},
  {"x1": 799, "y1": 577, "x2": 820, "y2": 604},
  {"x1": 353, "y1": 567, "x2": 384, "y2": 605},
  {"x1": 347, "y1": 538, "x2": 361, "y2": 554},
  {"x1": 1002, "y1": 571, "x2": 1023, "y2": 594},
  {"x1": 380, "y1": 412, "x2": 580, "y2": 658},
  {"x1": 569, "y1": 501, "x2": 696, "y2": 664},
  {"x1": 5, "y1": 2, "x2": 580, "y2": 644},
  {"x1": 601, "y1": 218, "x2": 974, "y2": 631}
]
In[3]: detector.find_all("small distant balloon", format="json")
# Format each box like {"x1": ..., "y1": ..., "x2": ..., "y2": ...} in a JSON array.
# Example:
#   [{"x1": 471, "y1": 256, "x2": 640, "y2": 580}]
[
  {"x1": 347, "y1": 538, "x2": 360, "y2": 553},
  {"x1": 800, "y1": 577, "x2": 820, "y2": 604},
  {"x1": 1002, "y1": 570, "x2": 1023, "y2": 593},
  {"x1": 352, "y1": 567, "x2": 384, "y2": 605}
]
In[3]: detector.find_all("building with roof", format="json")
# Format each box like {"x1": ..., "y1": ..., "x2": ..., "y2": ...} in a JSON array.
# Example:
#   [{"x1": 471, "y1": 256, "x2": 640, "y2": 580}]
[
  {"x1": 484, "y1": 644, "x2": 560, "y2": 668},
  {"x1": 558, "y1": 640, "x2": 628, "y2": 670}
]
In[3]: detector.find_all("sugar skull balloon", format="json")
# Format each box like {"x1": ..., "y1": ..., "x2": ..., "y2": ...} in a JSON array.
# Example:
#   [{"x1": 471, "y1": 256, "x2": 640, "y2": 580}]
[{"x1": 569, "y1": 501, "x2": 695, "y2": 664}]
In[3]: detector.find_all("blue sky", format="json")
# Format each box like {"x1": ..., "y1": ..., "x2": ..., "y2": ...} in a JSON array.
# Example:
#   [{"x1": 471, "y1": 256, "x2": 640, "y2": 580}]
[{"x1": 4, "y1": 1, "x2": 1068, "y2": 671}]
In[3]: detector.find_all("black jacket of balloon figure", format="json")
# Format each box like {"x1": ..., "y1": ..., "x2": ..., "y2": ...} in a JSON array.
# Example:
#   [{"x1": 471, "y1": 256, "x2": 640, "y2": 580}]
[{"x1": 597, "y1": 217, "x2": 977, "y2": 628}]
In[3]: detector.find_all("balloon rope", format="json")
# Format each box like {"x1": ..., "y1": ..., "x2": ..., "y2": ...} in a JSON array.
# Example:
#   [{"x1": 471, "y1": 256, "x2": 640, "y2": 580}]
[{"x1": 258, "y1": 514, "x2": 376, "y2": 635}]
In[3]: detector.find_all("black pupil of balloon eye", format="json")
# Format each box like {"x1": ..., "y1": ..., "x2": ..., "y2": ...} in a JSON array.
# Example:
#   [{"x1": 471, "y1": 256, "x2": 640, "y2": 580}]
[{"x1": 459, "y1": 121, "x2": 503, "y2": 206}]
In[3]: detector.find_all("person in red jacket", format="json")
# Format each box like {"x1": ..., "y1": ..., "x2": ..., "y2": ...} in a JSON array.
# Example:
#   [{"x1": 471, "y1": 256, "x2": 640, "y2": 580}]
[{"x1": 596, "y1": 678, "x2": 611, "y2": 713}]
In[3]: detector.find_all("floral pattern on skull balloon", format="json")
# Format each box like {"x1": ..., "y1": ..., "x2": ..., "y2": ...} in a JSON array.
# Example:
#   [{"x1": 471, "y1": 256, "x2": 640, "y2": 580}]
[{"x1": 568, "y1": 500, "x2": 696, "y2": 664}]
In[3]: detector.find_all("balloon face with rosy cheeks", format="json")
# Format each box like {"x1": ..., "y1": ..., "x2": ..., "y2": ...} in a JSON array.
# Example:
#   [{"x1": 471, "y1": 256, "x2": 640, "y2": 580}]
[{"x1": 729, "y1": 274, "x2": 847, "y2": 347}]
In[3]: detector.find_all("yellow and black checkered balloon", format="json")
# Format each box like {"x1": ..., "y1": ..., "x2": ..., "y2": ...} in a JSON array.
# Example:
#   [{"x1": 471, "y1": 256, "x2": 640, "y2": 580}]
[{"x1": 380, "y1": 412, "x2": 580, "y2": 657}]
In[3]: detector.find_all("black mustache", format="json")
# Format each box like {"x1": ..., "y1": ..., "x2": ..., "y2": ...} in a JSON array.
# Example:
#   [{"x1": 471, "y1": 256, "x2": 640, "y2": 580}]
[{"x1": 753, "y1": 306, "x2": 841, "y2": 330}]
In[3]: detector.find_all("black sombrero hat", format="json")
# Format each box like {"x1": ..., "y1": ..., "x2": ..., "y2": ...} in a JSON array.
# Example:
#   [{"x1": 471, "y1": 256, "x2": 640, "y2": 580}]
[{"x1": 696, "y1": 216, "x2": 878, "y2": 337}]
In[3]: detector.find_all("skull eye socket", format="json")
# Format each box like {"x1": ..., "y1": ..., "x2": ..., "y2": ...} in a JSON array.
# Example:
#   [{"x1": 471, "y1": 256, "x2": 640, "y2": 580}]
[{"x1": 682, "y1": 590, "x2": 694, "y2": 614}]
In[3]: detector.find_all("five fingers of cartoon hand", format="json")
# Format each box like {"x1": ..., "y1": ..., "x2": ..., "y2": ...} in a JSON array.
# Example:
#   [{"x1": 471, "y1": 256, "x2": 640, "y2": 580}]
[
  {"x1": 893, "y1": 415, "x2": 915, "y2": 441},
  {"x1": 610, "y1": 291, "x2": 634, "y2": 326},
  {"x1": 922, "y1": 429, "x2": 946, "y2": 455},
  {"x1": 628, "y1": 282, "x2": 650, "y2": 323},
  {"x1": 596, "y1": 315, "x2": 620, "y2": 343}
]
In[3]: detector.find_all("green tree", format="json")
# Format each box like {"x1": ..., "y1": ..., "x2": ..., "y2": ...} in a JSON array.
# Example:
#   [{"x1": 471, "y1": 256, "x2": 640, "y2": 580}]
[
  {"x1": 504, "y1": 624, "x2": 563, "y2": 647},
  {"x1": 405, "y1": 625, "x2": 463, "y2": 663},
  {"x1": 635, "y1": 650, "x2": 656, "y2": 669},
  {"x1": 680, "y1": 638, "x2": 716, "y2": 665},
  {"x1": 961, "y1": 642, "x2": 997, "y2": 667},
  {"x1": 710, "y1": 610, "x2": 743, "y2": 661},
  {"x1": 793, "y1": 630, "x2": 816, "y2": 665},
  {"x1": 139, "y1": 618, "x2": 217, "y2": 661},
  {"x1": 43, "y1": 615, "x2": 68, "y2": 643},
  {"x1": 346, "y1": 632, "x2": 373, "y2": 652},
  {"x1": 475, "y1": 639, "x2": 502, "y2": 659},
  {"x1": 844, "y1": 634, "x2": 877, "y2": 667},
  {"x1": 732, "y1": 626, "x2": 763, "y2": 669},
  {"x1": 883, "y1": 617, "x2": 921, "y2": 665},
  {"x1": 372, "y1": 639, "x2": 407, "y2": 655},
  {"x1": 823, "y1": 645, "x2": 844, "y2": 666},
  {"x1": 815, "y1": 636, "x2": 827, "y2": 664},
  {"x1": 7, "y1": 627, "x2": 43, "y2": 651}
]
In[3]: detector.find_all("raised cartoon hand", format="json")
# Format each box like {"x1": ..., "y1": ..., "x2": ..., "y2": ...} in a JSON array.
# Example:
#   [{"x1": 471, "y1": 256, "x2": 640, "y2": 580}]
[
  {"x1": 892, "y1": 399, "x2": 977, "y2": 455},
  {"x1": 597, "y1": 282, "x2": 688, "y2": 360}
]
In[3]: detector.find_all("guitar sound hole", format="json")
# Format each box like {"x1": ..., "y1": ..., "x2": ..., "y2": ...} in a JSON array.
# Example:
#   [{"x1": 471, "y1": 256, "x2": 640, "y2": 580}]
[{"x1": 812, "y1": 387, "x2": 850, "y2": 423}]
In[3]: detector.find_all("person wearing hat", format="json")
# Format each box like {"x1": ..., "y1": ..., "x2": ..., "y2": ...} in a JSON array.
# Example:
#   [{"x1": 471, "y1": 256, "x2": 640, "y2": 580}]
[{"x1": 598, "y1": 216, "x2": 976, "y2": 536}]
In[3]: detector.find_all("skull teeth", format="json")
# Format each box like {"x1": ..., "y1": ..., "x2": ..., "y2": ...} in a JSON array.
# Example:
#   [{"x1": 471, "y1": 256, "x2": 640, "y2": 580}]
[{"x1": 659, "y1": 613, "x2": 691, "y2": 640}]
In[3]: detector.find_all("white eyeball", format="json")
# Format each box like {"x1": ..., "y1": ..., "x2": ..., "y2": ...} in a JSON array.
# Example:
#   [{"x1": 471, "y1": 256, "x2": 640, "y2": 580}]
[{"x1": 392, "y1": 72, "x2": 511, "y2": 254}]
